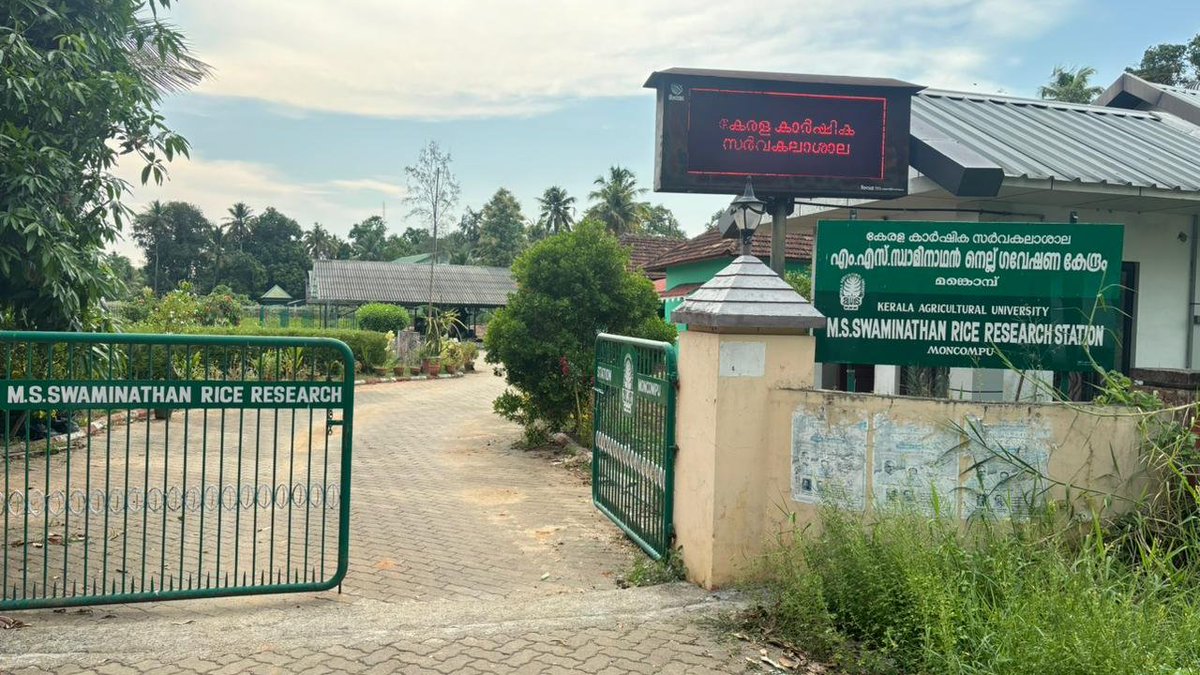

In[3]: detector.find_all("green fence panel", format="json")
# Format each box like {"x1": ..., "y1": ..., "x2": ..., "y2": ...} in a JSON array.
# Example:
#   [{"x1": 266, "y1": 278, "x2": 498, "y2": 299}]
[
  {"x1": 592, "y1": 333, "x2": 677, "y2": 560},
  {"x1": 0, "y1": 331, "x2": 354, "y2": 610}
]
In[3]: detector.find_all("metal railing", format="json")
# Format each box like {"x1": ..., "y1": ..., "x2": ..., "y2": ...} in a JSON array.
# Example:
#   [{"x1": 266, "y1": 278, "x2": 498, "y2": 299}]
[
  {"x1": 592, "y1": 333, "x2": 677, "y2": 560},
  {"x1": 0, "y1": 331, "x2": 354, "y2": 610}
]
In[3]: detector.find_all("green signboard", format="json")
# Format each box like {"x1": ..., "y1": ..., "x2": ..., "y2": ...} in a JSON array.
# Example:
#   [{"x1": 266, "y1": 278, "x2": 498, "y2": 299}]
[
  {"x1": 813, "y1": 221, "x2": 1124, "y2": 371},
  {"x1": 2, "y1": 380, "x2": 346, "y2": 411}
]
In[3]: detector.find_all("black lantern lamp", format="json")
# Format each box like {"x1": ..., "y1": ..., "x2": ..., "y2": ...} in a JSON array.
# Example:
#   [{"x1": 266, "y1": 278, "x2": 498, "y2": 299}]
[{"x1": 728, "y1": 181, "x2": 767, "y2": 256}]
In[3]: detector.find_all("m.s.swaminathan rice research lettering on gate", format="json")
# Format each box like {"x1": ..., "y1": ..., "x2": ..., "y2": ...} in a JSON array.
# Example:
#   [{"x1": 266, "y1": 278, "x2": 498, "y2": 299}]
[
  {"x1": 3, "y1": 382, "x2": 344, "y2": 410},
  {"x1": 813, "y1": 221, "x2": 1124, "y2": 371}
]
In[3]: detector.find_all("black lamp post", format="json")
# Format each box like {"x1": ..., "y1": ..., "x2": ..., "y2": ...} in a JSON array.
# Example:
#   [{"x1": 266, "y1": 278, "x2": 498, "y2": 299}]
[{"x1": 729, "y1": 181, "x2": 767, "y2": 257}]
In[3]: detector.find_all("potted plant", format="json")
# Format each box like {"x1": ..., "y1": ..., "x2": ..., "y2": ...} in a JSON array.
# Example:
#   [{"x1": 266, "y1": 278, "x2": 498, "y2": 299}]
[
  {"x1": 442, "y1": 343, "x2": 462, "y2": 375},
  {"x1": 421, "y1": 308, "x2": 465, "y2": 376},
  {"x1": 461, "y1": 342, "x2": 479, "y2": 372}
]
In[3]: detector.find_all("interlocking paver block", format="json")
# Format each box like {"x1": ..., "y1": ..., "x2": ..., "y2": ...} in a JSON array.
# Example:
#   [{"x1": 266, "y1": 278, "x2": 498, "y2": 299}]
[{"x1": 2, "y1": 376, "x2": 761, "y2": 674}]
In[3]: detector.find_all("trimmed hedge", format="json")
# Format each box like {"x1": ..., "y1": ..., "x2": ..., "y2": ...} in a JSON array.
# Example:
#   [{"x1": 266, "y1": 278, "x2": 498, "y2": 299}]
[
  {"x1": 355, "y1": 303, "x2": 411, "y2": 334},
  {"x1": 127, "y1": 324, "x2": 391, "y2": 370}
]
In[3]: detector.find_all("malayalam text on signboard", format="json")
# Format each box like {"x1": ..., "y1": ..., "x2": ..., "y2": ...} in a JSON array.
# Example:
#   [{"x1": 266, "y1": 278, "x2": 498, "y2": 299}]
[
  {"x1": 646, "y1": 69, "x2": 918, "y2": 198},
  {"x1": 813, "y1": 221, "x2": 1125, "y2": 371}
]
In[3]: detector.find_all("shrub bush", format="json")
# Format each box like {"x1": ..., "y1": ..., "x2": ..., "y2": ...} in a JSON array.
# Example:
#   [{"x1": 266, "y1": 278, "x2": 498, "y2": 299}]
[
  {"x1": 127, "y1": 324, "x2": 390, "y2": 371},
  {"x1": 485, "y1": 221, "x2": 674, "y2": 441},
  {"x1": 356, "y1": 303, "x2": 411, "y2": 334}
]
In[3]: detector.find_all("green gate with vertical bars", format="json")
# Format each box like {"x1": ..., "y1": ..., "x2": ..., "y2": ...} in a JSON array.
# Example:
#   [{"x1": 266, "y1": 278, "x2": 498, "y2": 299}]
[
  {"x1": 592, "y1": 333, "x2": 677, "y2": 560},
  {"x1": 0, "y1": 331, "x2": 353, "y2": 610}
]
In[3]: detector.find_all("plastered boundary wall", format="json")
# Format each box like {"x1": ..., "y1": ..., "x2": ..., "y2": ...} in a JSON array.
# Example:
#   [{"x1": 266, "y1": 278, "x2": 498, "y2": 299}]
[{"x1": 673, "y1": 330, "x2": 1150, "y2": 589}]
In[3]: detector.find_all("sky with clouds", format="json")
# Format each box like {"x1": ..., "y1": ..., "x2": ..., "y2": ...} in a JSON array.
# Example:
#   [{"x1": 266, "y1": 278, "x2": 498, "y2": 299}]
[{"x1": 113, "y1": 0, "x2": 1198, "y2": 261}]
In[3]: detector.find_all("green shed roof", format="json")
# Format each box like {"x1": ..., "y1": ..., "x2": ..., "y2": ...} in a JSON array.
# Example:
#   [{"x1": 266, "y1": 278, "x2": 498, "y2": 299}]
[{"x1": 260, "y1": 284, "x2": 293, "y2": 301}]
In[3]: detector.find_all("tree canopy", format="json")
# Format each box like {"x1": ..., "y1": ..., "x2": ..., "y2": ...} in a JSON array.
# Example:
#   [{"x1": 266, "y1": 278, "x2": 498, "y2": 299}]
[
  {"x1": 1, "y1": 0, "x2": 202, "y2": 328},
  {"x1": 485, "y1": 220, "x2": 675, "y2": 440},
  {"x1": 475, "y1": 188, "x2": 527, "y2": 267},
  {"x1": 1126, "y1": 34, "x2": 1200, "y2": 87},
  {"x1": 586, "y1": 166, "x2": 648, "y2": 236},
  {"x1": 1038, "y1": 66, "x2": 1104, "y2": 104}
]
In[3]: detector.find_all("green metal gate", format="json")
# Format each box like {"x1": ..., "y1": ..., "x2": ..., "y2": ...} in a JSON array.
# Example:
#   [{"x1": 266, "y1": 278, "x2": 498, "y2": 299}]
[
  {"x1": 592, "y1": 333, "x2": 677, "y2": 560},
  {"x1": 0, "y1": 331, "x2": 354, "y2": 610}
]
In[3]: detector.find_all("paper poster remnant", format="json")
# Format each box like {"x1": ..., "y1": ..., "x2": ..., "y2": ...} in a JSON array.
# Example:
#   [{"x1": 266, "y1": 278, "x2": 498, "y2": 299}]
[
  {"x1": 719, "y1": 342, "x2": 766, "y2": 378},
  {"x1": 792, "y1": 408, "x2": 868, "y2": 510},
  {"x1": 962, "y1": 418, "x2": 1051, "y2": 520},
  {"x1": 871, "y1": 414, "x2": 961, "y2": 517}
]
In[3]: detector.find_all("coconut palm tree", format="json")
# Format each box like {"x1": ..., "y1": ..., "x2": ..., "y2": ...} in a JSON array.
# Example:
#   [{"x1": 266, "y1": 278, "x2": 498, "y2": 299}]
[
  {"x1": 303, "y1": 223, "x2": 336, "y2": 260},
  {"x1": 537, "y1": 186, "x2": 576, "y2": 236},
  {"x1": 1038, "y1": 66, "x2": 1104, "y2": 104},
  {"x1": 224, "y1": 202, "x2": 254, "y2": 251},
  {"x1": 586, "y1": 166, "x2": 648, "y2": 236}
]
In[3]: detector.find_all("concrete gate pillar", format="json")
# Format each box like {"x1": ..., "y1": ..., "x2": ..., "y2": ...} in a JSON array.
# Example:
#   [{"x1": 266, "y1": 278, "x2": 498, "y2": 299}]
[{"x1": 670, "y1": 256, "x2": 825, "y2": 588}]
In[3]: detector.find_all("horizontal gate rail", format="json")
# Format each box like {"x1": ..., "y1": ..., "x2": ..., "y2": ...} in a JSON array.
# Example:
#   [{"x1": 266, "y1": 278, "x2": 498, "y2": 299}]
[
  {"x1": 0, "y1": 331, "x2": 354, "y2": 610},
  {"x1": 592, "y1": 332, "x2": 677, "y2": 560}
]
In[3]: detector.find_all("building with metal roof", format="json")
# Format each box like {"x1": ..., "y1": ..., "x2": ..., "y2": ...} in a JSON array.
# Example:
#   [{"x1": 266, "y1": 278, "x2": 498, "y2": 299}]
[
  {"x1": 783, "y1": 79, "x2": 1200, "y2": 401},
  {"x1": 307, "y1": 260, "x2": 515, "y2": 308},
  {"x1": 1097, "y1": 73, "x2": 1200, "y2": 127}
]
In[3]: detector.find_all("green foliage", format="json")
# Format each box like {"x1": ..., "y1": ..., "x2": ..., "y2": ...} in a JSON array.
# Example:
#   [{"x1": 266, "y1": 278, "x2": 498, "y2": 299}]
[
  {"x1": 641, "y1": 204, "x2": 687, "y2": 240},
  {"x1": 586, "y1": 166, "x2": 648, "y2": 236},
  {"x1": 348, "y1": 216, "x2": 411, "y2": 261},
  {"x1": 1126, "y1": 34, "x2": 1200, "y2": 87},
  {"x1": 247, "y1": 207, "x2": 311, "y2": 298},
  {"x1": 132, "y1": 201, "x2": 215, "y2": 294},
  {"x1": 749, "y1": 506, "x2": 1200, "y2": 674},
  {"x1": 749, "y1": 382, "x2": 1200, "y2": 674},
  {"x1": 476, "y1": 188, "x2": 527, "y2": 267},
  {"x1": 485, "y1": 221, "x2": 669, "y2": 438},
  {"x1": 536, "y1": 186, "x2": 576, "y2": 237},
  {"x1": 0, "y1": 0, "x2": 200, "y2": 329},
  {"x1": 620, "y1": 555, "x2": 685, "y2": 588},
  {"x1": 356, "y1": 303, "x2": 412, "y2": 333},
  {"x1": 784, "y1": 269, "x2": 813, "y2": 300},
  {"x1": 1038, "y1": 65, "x2": 1104, "y2": 104},
  {"x1": 138, "y1": 324, "x2": 391, "y2": 371}
]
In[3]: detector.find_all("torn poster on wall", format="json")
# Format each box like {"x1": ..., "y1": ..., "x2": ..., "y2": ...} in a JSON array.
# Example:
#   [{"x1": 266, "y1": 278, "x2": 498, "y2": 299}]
[
  {"x1": 961, "y1": 417, "x2": 1051, "y2": 520},
  {"x1": 792, "y1": 408, "x2": 868, "y2": 510},
  {"x1": 871, "y1": 413, "x2": 961, "y2": 517}
]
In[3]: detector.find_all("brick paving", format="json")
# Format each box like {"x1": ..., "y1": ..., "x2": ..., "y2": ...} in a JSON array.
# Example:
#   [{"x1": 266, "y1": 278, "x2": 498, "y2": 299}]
[{"x1": 2, "y1": 369, "x2": 759, "y2": 673}]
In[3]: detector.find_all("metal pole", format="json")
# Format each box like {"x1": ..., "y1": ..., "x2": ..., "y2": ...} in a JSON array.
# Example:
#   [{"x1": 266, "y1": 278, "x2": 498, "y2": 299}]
[{"x1": 769, "y1": 198, "x2": 792, "y2": 275}]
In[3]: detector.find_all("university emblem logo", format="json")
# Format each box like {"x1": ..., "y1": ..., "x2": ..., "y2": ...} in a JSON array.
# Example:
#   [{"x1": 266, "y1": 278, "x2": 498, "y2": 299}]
[
  {"x1": 621, "y1": 353, "x2": 635, "y2": 414},
  {"x1": 839, "y1": 273, "x2": 865, "y2": 311}
]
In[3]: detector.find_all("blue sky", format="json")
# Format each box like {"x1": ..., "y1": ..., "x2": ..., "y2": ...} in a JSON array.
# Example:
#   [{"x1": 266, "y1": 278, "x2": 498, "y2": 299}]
[{"x1": 113, "y1": 0, "x2": 1199, "y2": 261}]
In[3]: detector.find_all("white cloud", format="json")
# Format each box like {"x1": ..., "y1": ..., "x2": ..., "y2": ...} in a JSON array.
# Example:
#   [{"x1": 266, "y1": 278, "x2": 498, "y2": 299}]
[
  {"x1": 110, "y1": 155, "x2": 396, "y2": 264},
  {"x1": 174, "y1": 0, "x2": 1079, "y2": 118}
]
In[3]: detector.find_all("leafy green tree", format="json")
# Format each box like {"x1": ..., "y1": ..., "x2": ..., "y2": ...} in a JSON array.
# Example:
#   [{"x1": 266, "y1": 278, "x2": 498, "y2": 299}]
[
  {"x1": 304, "y1": 222, "x2": 339, "y2": 260},
  {"x1": 244, "y1": 207, "x2": 310, "y2": 298},
  {"x1": 485, "y1": 220, "x2": 674, "y2": 440},
  {"x1": 458, "y1": 207, "x2": 483, "y2": 250},
  {"x1": 537, "y1": 186, "x2": 576, "y2": 235},
  {"x1": 1038, "y1": 66, "x2": 1104, "y2": 104},
  {"x1": 476, "y1": 188, "x2": 527, "y2": 267},
  {"x1": 220, "y1": 251, "x2": 268, "y2": 297},
  {"x1": 131, "y1": 201, "x2": 215, "y2": 294},
  {"x1": 1126, "y1": 36, "x2": 1200, "y2": 86},
  {"x1": 330, "y1": 235, "x2": 353, "y2": 260},
  {"x1": 400, "y1": 227, "x2": 433, "y2": 254},
  {"x1": 103, "y1": 253, "x2": 144, "y2": 300},
  {"x1": 0, "y1": 0, "x2": 204, "y2": 328},
  {"x1": 348, "y1": 216, "x2": 412, "y2": 260},
  {"x1": 641, "y1": 204, "x2": 687, "y2": 239},
  {"x1": 586, "y1": 166, "x2": 648, "y2": 236},
  {"x1": 223, "y1": 202, "x2": 254, "y2": 251}
]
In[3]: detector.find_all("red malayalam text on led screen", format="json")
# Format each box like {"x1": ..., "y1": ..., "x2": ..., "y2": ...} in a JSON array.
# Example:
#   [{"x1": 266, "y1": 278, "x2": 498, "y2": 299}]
[{"x1": 686, "y1": 89, "x2": 887, "y2": 180}]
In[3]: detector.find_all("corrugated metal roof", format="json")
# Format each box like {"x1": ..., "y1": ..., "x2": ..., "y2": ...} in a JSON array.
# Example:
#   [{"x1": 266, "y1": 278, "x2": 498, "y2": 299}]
[
  {"x1": 308, "y1": 260, "x2": 515, "y2": 307},
  {"x1": 913, "y1": 90, "x2": 1200, "y2": 192}
]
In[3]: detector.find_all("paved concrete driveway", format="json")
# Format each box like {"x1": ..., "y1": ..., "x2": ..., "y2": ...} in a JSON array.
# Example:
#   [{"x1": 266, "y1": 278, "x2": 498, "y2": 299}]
[{"x1": 2, "y1": 372, "x2": 755, "y2": 674}]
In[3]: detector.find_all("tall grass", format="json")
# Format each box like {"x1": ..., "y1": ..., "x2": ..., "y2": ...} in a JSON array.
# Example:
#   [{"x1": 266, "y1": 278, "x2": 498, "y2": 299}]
[{"x1": 748, "y1": 378, "x2": 1200, "y2": 674}]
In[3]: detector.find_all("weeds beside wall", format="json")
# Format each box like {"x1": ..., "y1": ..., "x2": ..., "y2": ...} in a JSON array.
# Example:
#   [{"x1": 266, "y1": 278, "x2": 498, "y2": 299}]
[{"x1": 744, "y1": 381, "x2": 1200, "y2": 673}]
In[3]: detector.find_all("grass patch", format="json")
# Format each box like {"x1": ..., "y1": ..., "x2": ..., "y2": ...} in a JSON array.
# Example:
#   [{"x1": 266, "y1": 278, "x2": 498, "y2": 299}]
[
  {"x1": 619, "y1": 554, "x2": 685, "y2": 588},
  {"x1": 745, "y1": 505, "x2": 1200, "y2": 674}
]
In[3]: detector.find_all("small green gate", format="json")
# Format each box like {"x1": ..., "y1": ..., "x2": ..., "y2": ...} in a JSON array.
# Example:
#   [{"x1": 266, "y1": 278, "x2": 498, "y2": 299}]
[
  {"x1": 592, "y1": 333, "x2": 677, "y2": 560},
  {"x1": 0, "y1": 331, "x2": 354, "y2": 610}
]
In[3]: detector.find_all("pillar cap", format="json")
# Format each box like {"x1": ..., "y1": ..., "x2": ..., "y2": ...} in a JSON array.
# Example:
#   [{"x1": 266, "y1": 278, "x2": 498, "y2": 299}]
[{"x1": 672, "y1": 256, "x2": 827, "y2": 331}]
